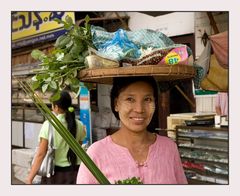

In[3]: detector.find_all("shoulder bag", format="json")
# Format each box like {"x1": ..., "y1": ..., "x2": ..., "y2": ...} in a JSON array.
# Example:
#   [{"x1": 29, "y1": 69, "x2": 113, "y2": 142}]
[{"x1": 31, "y1": 123, "x2": 55, "y2": 178}]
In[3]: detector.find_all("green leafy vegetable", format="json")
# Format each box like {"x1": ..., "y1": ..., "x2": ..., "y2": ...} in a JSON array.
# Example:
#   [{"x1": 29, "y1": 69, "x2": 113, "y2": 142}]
[
  {"x1": 31, "y1": 15, "x2": 94, "y2": 101},
  {"x1": 115, "y1": 177, "x2": 143, "y2": 184}
]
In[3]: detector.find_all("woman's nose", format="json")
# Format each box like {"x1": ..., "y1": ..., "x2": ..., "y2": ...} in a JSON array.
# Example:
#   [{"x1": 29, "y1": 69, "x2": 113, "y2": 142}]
[{"x1": 133, "y1": 101, "x2": 145, "y2": 113}]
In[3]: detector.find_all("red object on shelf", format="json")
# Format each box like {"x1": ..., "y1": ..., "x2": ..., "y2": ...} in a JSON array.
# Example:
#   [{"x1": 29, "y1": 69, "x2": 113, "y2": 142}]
[{"x1": 182, "y1": 161, "x2": 205, "y2": 171}]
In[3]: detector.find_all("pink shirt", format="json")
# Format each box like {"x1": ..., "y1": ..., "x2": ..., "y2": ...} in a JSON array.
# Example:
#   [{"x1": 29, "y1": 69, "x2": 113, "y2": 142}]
[{"x1": 77, "y1": 135, "x2": 187, "y2": 184}]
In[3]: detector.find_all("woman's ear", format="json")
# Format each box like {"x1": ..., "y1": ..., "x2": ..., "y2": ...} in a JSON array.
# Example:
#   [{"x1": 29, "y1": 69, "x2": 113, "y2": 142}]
[
  {"x1": 114, "y1": 98, "x2": 118, "y2": 112},
  {"x1": 52, "y1": 104, "x2": 59, "y2": 114},
  {"x1": 55, "y1": 105, "x2": 59, "y2": 112}
]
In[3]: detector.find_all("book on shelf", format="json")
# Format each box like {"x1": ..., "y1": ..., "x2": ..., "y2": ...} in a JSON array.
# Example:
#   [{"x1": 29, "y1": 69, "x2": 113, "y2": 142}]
[{"x1": 170, "y1": 112, "x2": 216, "y2": 119}]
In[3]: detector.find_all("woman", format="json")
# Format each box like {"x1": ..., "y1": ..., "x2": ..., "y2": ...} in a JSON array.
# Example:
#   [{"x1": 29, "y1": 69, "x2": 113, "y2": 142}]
[
  {"x1": 77, "y1": 76, "x2": 187, "y2": 184},
  {"x1": 26, "y1": 91, "x2": 86, "y2": 184}
]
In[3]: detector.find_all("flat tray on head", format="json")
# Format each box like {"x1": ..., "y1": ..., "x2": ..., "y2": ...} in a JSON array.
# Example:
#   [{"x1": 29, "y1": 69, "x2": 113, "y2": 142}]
[{"x1": 79, "y1": 64, "x2": 196, "y2": 84}]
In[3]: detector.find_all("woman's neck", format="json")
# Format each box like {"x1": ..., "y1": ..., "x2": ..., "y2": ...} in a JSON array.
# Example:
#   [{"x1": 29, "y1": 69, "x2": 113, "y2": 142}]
[
  {"x1": 111, "y1": 128, "x2": 156, "y2": 164},
  {"x1": 111, "y1": 128, "x2": 155, "y2": 149}
]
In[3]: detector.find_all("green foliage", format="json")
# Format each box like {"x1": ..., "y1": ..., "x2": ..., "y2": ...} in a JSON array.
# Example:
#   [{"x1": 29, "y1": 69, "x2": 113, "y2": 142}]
[
  {"x1": 115, "y1": 177, "x2": 143, "y2": 184},
  {"x1": 31, "y1": 15, "x2": 94, "y2": 101}
]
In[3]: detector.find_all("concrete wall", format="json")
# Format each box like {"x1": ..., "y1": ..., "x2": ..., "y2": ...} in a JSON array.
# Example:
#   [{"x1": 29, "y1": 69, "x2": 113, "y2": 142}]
[
  {"x1": 127, "y1": 12, "x2": 194, "y2": 36},
  {"x1": 12, "y1": 121, "x2": 41, "y2": 148},
  {"x1": 12, "y1": 121, "x2": 24, "y2": 147},
  {"x1": 104, "y1": 11, "x2": 194, "y2": 36}
]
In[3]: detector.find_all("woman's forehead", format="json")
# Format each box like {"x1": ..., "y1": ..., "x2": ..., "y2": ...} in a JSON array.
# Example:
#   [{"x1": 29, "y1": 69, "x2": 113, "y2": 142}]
[{"x1": 119, "y1": 81, "x2": 154, "y2": 95}]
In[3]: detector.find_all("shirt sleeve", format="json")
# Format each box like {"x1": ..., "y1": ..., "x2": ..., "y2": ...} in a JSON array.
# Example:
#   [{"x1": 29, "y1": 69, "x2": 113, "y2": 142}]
[
  {"x1": 76, "y1": 145, "x2": 99, "y2": 184},
  {"x1": 173, "y1": 143, "x2": 188, "y2": 184},
  {"x1": 76, "y1": 120, "x2": 86, "y2": 142},
  {"x1": 38, "y1": 120, "x2": 50, "y2": 142}
]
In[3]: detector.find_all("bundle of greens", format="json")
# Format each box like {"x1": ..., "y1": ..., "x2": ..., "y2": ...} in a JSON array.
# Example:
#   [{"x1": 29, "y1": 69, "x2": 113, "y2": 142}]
[
  {"x1": 30, "y1": 15, "x2": 94, "y2": 101},
  {"x1": 115, "y1": 177, "x2": 143, "y2": 184}
]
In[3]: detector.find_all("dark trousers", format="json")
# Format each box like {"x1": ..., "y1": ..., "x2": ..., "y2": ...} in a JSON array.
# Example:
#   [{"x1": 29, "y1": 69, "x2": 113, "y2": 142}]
[{"x1": 41, "y1": 165, "x2": 79, "y2": 184}]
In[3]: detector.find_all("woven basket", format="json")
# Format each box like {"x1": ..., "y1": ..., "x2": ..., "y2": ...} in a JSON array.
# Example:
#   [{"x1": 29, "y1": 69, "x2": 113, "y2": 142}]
[{"x1": 79, "y1": 64, "x2": 195, "y2": 84}]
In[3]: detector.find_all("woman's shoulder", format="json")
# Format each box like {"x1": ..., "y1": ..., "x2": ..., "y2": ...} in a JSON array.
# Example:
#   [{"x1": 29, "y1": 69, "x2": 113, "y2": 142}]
[
  {"x1": 42, "y1": 120, "x2": 49, "y2": 126},
  {"x1": 76, "y1": 119, "x2": 83, "y2": 126},
  {"x1": 87, "y1": 136, "x2": 112, "y2": 154},
  {"x1": 89, "y1": 136, "x2": 111, "y2": 148},
  {"x1": 155, "y1": 134, "x2": 176, "y2": 146},
  {"x1": 76, "y1": 119, "x2": 87, "y2": 131},
  {"x1": 40, "y1": 120, "x2": 50, "y2": 131}
]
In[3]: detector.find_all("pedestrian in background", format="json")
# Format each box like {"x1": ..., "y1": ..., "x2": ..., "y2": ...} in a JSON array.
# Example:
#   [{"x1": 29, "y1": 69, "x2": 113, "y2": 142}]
[{"x1": 26, "y1": 91, "x2": 86, "y2": 184}]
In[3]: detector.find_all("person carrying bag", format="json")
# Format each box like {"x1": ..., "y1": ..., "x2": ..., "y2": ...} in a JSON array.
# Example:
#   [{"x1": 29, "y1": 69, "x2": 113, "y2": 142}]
[
  {"x1": 31, "y1": 123, "x2": 55, "y2": 178},
  {"x1": 26, "y1": 91, "x2": 86, "y2": 184}
]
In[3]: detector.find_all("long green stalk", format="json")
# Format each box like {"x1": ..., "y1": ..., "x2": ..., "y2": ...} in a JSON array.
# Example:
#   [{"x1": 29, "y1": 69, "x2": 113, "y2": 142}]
[{"x1": 18, "y1": 79, "x2": 110, "y2": 184}]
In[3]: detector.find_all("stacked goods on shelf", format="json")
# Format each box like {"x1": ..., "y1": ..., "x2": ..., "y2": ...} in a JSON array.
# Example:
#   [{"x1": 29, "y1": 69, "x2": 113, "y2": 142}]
[
  {"x1": 167, "y1": 112, "x2": 215, "y2": 129},
  {"x1": 176, "y1": 125, "x2": 228, "y2": 184},
  {"x1": 167, "y1": 112, "x2": 215, "y2": 140}
]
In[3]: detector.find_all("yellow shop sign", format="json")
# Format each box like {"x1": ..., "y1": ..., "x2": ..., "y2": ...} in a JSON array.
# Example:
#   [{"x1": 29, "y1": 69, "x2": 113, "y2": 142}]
[{"x1": 12, "y1": 11, "x2": 75, "y2": 41}]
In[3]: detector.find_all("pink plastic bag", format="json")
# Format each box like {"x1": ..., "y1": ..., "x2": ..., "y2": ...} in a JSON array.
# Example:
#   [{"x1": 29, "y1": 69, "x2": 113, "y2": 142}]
[{"x1": 159, "y1": 45, "x2": 189, "y2": 65}]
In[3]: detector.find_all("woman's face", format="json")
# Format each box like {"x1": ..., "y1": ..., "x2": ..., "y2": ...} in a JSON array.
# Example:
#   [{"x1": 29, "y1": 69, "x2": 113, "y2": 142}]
[
  {"x1": 115, "y1": 81, "x2": 156, "y2": 133},
  {"x1": 52, "y1": 104, "x2": 59, "y2": 115}
]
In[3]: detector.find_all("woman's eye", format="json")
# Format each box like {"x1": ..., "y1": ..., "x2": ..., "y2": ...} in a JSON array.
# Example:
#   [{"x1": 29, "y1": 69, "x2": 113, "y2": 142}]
[
  {"x1": 126, "y1": 97, "x2": 134, "y2": 102},
  {"x1": 145, "y1": 97, "x2": 153, "y2": 102}
]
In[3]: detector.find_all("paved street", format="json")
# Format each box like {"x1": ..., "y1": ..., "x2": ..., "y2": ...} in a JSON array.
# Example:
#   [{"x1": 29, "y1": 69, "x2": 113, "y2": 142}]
[{"x1": 11, "y1": 165, "x2": 25, "y2": 185}]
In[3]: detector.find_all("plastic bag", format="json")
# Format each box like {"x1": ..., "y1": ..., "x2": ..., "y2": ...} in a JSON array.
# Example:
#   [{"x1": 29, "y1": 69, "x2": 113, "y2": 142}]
[
  {"x1": 98, "y1": 29, "x2": 140, "y2": 61},
  {"x1": 159, "y1": 45, "x2": 190, "y2": 65}
]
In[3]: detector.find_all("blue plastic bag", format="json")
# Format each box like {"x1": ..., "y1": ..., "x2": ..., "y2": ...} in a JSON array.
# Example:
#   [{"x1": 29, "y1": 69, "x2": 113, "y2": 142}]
[{"x1": 98, "y1": 29, "x2": 141, "y2": 61}]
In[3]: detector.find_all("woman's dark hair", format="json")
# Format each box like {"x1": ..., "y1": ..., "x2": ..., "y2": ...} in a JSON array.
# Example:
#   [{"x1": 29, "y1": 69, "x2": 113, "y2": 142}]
[
  {"x1": 110, "y1": 76, "x2": 159, "y2": 133},
  {"x1": 52, "y1": 90, "x2": 77, "y2": 167}
]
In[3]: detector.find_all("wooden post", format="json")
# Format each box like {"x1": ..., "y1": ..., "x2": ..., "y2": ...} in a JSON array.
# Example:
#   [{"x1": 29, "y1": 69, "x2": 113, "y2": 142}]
[
  {"x1": 158, "y1": 91, "x2": 170, "y2": 130},
  {"x1": 207, "y1": 12, "x2": 219, "y2": 34}
]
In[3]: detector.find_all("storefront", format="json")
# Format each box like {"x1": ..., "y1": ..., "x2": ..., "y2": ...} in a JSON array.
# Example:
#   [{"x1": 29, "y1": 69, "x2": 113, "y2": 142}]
[{"x1": 11, "y1": 11, "x2": 229, "y2": 185}]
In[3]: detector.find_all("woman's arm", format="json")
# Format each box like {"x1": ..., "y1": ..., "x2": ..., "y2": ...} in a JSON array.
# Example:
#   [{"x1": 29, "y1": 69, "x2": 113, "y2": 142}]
[
  {"x1": 79, "y1": 125, "x2": 87, "y2": 145},
  {"x1": 25, "y1": 138, "x2": 48, "y2": 184}
]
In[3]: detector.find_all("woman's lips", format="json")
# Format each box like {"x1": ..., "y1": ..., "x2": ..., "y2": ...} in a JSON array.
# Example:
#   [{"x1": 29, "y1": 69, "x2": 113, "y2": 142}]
[
  {"x1": 130, "y1": 117, "x2": 145, "y2": 124},
  {"x1": 130, "y1": 117, "x2": 144, "y2": 121}
]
